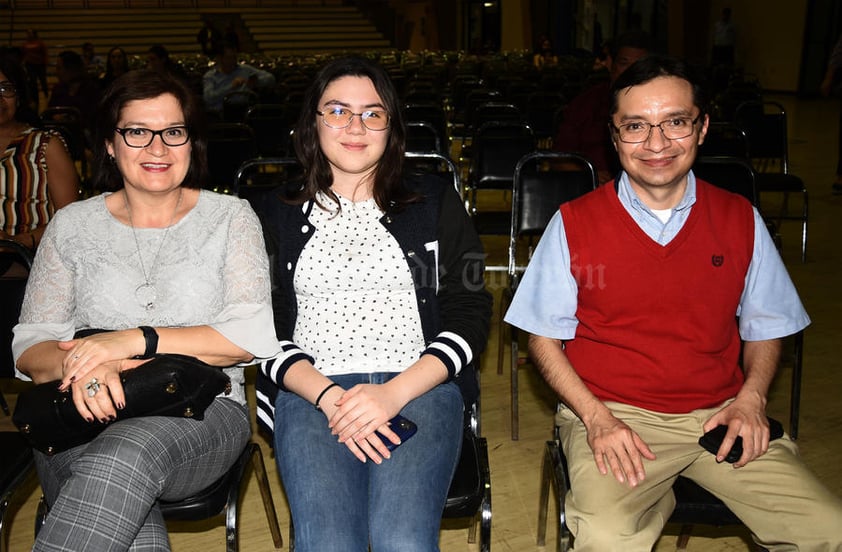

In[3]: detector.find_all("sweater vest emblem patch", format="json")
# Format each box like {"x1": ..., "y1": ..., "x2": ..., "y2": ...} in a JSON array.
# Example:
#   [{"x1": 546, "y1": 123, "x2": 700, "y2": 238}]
[{"x1": 711, "y1": 254, "x2": 725, "y2": 267}]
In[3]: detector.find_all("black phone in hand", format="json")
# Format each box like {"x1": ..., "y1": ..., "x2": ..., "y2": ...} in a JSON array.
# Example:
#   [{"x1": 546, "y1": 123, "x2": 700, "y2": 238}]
[
  {"x1": 375, "y1": 414, "x2": 417, "y2": 452},
  {"x1": 698, "y1": 416, "x2": 784, "y2": 463}
]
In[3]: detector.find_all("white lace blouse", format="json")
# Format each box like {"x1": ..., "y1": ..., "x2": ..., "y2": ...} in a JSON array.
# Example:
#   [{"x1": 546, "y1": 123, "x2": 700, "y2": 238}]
[{"x1": 12, "y1": 190, "x2": 279, "y2": 406}]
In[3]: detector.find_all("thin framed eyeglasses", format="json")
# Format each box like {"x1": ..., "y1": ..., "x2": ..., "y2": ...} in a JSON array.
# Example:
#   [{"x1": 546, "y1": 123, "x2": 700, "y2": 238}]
[
  {"x1": 612, "y1": 116, "x2": 701, "y2": 143},
  {"x1": 114, "y1": 126, "x2": 190, "y2": 148},
  {"x1": 316, "y1": 107, "x2": 390, "y2": 131},
  {"x1": 0, "y1": 81, "x2": 17, "y2": 98}
]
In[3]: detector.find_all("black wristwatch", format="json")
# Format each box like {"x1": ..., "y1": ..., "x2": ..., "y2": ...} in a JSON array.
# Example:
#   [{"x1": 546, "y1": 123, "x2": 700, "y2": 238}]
[{"x1": 137, "y1": 326, "x2": 159, "y2": 359}]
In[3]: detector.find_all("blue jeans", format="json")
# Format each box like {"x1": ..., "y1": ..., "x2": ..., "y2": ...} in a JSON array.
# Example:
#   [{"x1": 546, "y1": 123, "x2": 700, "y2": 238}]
[{"x1": 274, "y1": 373, "x2": 463, "y2": 552}]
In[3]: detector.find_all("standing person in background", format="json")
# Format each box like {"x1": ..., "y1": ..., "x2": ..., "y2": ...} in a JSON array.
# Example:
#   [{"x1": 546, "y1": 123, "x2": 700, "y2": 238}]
[
  {"x1": 255, "y1": 56, "x2": 492, "y2": 551},
  {"x1": 820, "y1": 32, "x2": 842, "y2": 194},
  {"x1": 20, "y1": 29, "x2": 49, "y2": 109},
  {"x1": 592, "y1": 14, "x2": 603, "y2": 57},
  {"x1": 223, "y1": 21, "x2": 241, "y2": 53},
  {"x1": 712, "y1": 7, "x2": 737, "y2": 67},
  {"x1": 197, "y1": 19, "x2": 223, "y2": 57},
  {"x1": 0, "y1": 55, "x2": 78, "y2": 251}
]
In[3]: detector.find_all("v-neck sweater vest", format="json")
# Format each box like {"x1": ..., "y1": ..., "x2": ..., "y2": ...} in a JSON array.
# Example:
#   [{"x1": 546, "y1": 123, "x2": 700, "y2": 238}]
[{"x1": 561, "y1": 180, "x2": 754, "y2": 413}]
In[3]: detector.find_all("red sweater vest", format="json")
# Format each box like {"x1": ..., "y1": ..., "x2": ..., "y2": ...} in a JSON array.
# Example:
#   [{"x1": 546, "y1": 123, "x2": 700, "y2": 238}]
[{"x1": 560, "y1": 180, "x2": 754, "y2": 413}]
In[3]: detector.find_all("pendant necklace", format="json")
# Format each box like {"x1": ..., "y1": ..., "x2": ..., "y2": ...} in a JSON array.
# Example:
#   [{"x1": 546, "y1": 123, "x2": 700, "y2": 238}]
[{"x1": 124, "y1": 188, "x2": 183, "y2": 311}]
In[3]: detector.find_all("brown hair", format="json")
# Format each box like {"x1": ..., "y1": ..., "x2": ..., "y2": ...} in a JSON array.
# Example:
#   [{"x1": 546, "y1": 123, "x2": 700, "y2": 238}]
[
  {"x1": 91, "y1": 69, "x2": 208, "y2": 191},
  {"x1": 291, "y1": 56, "x2": 417, "y2": 211}
]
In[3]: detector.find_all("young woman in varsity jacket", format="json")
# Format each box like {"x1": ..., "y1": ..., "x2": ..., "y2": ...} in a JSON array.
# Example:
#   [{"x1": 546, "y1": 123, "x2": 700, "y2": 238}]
[{"x1": 254, "y1": 56, "x2": 492, "y2": 551}]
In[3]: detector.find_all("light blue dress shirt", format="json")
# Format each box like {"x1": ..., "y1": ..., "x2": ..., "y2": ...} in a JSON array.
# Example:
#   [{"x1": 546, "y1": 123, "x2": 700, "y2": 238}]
[
  {"x1": 202, "y1": 64, "x2": 276, "y2": 113},
  {"x1": 503, "y1": 171, "x2": 810, "y2": 342}
]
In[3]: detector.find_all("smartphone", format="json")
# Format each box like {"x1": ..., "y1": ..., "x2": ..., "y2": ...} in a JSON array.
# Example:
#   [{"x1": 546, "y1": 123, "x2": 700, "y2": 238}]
[
  {"x1": 375, "y1": 414, "x2": 417, "y2": 452},
  {"x1": 698, "y1": 416, "x2": 784, "y2": 463}
]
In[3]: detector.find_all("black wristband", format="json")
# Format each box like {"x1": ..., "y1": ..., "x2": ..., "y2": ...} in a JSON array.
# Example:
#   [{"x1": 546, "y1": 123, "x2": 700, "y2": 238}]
[
  {"x1": 138, "y1": 326, "x2": 159, "y2": 359},
  {"x1": 314, "y1": 382, "x2": 340, "y2": 411}
]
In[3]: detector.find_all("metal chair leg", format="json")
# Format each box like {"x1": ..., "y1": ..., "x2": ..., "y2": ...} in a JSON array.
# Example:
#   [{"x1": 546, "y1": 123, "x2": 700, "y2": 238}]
[
  {"x1": 800, "y1": 191, "x2": 808, "y2": 263},
  {"x1": 537, "y1": 440, "x2": 571, "y2": 552},
  {"x1": 537, "y1": 443, "x2": 552, "y2": 546},
  {"x1": 467, "y1": 512, "x2": 478, "y2": 544},
  {"x1": 511, "y1": 327, "x2": 519, "y2": 440},
  {"x1": 249, "y1": 444, "x2": 283, "y2": 549},
  {"x1": 790, "y1": 330, "x2": 803, "y2": 440},
  {"x1": 496, "y1": 292, "x2": 508, "y2": 375},
  {"x1": 676, "y1": 524, "x2": 693, "y2": 549}
]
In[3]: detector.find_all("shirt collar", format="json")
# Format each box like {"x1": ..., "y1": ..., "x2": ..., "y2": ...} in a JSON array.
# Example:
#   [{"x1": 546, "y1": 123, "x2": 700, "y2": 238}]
[{"x1": 616, "y1": 170, "x2": 698, "y2": 216}]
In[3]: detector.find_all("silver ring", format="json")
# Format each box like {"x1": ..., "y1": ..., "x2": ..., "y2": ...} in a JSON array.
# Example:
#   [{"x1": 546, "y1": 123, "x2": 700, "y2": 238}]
[{"x1": 85, "y1": 378, "x2": 100, "y2": 397}]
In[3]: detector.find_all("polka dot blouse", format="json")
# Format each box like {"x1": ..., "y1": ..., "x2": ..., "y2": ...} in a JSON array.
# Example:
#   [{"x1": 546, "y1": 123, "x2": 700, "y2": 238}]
[{"x1": 292, "y1": 193, "x2": 427, "y2": 376}]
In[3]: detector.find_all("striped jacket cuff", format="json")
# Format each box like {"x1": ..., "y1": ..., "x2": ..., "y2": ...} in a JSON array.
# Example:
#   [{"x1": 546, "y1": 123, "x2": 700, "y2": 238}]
[
  {"x1": 259, "y1": 340, "x2": 314, "y2": 389},
  {"x1": 255, "y1": 388, "x2": 274, "y2": 437},
  {"x1": 422, "y1": 331, "x2": 472, "y2": 377}
]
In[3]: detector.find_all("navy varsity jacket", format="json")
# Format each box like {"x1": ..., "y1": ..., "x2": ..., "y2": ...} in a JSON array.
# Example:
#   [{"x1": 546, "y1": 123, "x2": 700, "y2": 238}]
[{"x1": 252, "y1": 173, "x2": 493, "y2": 436}]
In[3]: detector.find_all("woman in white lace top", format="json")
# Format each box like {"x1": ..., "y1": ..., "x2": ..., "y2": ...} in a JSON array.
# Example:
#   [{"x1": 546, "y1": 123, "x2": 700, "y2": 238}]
[{"x1": 12, "y1": 70, "x2": 278, "y2": 551}]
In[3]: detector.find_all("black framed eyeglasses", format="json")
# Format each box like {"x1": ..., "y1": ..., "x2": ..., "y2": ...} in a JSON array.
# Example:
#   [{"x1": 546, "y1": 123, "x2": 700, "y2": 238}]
[
  {"x1": 316, "y1": 107, "x2": 390, "y2": 131},
  {"x1": 114, "y1": 126, "x2": 190, "y2": 148},
  {"x1": 612, "y1": 116, "x2": 701, "y2": 143},
  {"x1": 0, "y1": 81, "x2": 17, "y2": 99}
]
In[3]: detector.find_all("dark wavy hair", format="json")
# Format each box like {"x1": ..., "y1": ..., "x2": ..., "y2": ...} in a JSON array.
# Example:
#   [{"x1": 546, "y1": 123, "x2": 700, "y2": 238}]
[
  {"x1": 291, "y1": 56, "x2": 416, "y2": 211},
  {"x1": 0, "y1": 52, "x2": 38, "y2": 126},
  {"x1": 609, "y1": 54, "x2": 709, "y2": 119},
  {"x1": 91, "y1": 69, "x2": 208, "y2": 191}
]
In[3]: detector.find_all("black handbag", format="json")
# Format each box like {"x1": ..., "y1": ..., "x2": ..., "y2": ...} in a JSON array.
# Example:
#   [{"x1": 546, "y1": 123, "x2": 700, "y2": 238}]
[{"x1": 12, "y1": 354, "x2": 232, "y2": 455}]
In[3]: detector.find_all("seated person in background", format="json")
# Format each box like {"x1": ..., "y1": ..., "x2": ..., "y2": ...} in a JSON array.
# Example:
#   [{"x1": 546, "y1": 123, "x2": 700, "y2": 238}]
[
  {"x1": 99, "y1": 46, "x2": 130, "y2": 91},
  {"x1": 49, "y1": 50, "x2": 103, "y2": 124},
  {"x1": 202, "y1": 43, "x2": 275, "y2": 116},
  {"x1": 591, "y1": 39, "x2": 612, "y2": 73},
  {"x1": 13, "y1": 69, "x2": 279, "y2": 550},
  {"x1": 81, "y1": 42, "x2": 105, "y2": 78},
  {"x1": 534, "y1": 36, "x2": 559, "y2": 70},
  {"x1": 0, "y1": 54, "x2": 78, "y2": 250},
  {"x1": 146, "y1": 44, "x2": 188, "y2": 83},
  {"x1": 254, "y1": 56, "x2": 492, "y2": 551},
  {"x1": 553, "y1": 30, "x2": 651, "y2": 184},
  {"x1": 506, "y1": 55, "x2": 842, "y2": 551}
]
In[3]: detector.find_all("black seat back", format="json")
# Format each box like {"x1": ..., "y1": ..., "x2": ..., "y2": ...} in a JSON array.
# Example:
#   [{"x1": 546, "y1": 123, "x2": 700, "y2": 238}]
[
  {"x1": 693, "y1": 155, "x2": 757, "y2": 206},
  {"x1": 206, "y1": 123, "x2": 258, "y2": 195},
  {"x1": 235, "y1": 157, "x2": 303, "y2": 210},
  {"x1": 405, "y1": 121, "x2": 443, "y2": 155},
  {"x1": 0, "y1": 241, "x2": 34, "y2": 383},
  {"x1": 245, "y1": 104, "x2": 292, "y2": 157},
  {"x1": 404, "y1": 152, "x2": 460, "y2": 196},
  {"x1": 513, "y1": 152, "x2": 598, "y2": 238},
  {"x1": 699, "y1": 122, "x2": 749, "y2": 159},
  {"x1": 735, "y1": 100, "x2": 790, "y2": 173},
  {"x1": 471, "y1": 122, "x2": 536, "y2": 191}
]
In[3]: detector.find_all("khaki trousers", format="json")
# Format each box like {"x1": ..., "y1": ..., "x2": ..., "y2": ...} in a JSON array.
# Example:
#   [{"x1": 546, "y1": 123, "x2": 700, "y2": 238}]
[{"x1": 556, "y1": 401, "x2": 842, "y2": 551}]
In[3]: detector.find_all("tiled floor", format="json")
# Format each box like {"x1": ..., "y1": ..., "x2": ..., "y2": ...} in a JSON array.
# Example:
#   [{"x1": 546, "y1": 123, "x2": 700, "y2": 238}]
[{"x1": 2, "y1": 93, "x2": 841, "y2": 551}]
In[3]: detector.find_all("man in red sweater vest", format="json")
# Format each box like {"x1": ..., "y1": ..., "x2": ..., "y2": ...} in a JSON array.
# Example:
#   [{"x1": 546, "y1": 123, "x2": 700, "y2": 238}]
[{"x1": 506, "y1": 55, "x2": 842, "y2": 550}]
